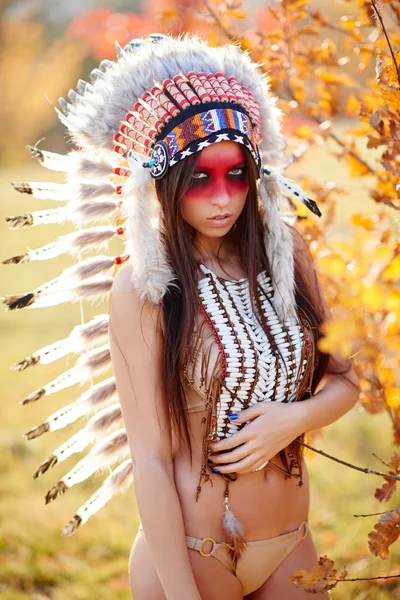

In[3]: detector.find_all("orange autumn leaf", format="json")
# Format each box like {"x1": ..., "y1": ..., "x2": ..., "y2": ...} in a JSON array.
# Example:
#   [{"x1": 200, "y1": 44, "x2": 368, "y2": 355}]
[
  {"x1": 318, "y1": 315, "x2": 362, "y2": 357},
  {"x1": 294, "y1": 124, "x2": 316, "y2": 140},
  {"x1": 382, "y1": 255, "x2": 400, "y2": 282},
  {"x1": 377, "y1": 52, "x2": 400, "y2": 87},
  {"x1": 368, "y1": 506, "x2": 400, "y2": 559},
  {"x1": 345, "y1": 94, "x2": 362, "y2": 116},
  {"x1": 226, "y1": 9, "x2": 246, "y2": 19},
  {"x1": 374, "y1": 453, "x2": 400, "y2": 502},
  {"x1": 386, "y1": 389, "x2": 400, "y2": 410},
  {"x1": 360, "y1": 283, "x2": 386, "y2": 312},
  {"x1": 158, "y1": 8, "x2": 179, "y2": 26},
  {"x1": 318, "y1": 253, "x2": 347, "y2": 275},
  {"x1": 350, "y1": 213, "x2": 379, "y2": 230},
  {"x1": 344, "y1": 145, "x2": 370, "y2": 177},
  {"x1": 289, "y1": 555, "x2": 347, "y2": 593}
]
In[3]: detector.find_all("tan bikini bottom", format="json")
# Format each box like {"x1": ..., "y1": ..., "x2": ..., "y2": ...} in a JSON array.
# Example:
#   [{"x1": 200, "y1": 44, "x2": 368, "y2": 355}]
[
  {"x1": 185, "y1": 520, "x2": 309, "y2": 596},
  {"x1": 138, "y1": 520, "x2": 309, "y2": 596}
]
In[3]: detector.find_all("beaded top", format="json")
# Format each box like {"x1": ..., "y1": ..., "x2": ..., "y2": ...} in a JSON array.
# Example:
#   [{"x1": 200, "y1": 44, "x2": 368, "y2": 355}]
[{"x1": 182, "y1": 263, "x2": 308, "y2": 438}]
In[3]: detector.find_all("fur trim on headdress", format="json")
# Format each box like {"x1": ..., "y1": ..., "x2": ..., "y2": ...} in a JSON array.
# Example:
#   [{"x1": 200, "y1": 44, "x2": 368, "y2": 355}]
[
  {"x1": 121, "y1": 151, "x2": 176, "y2": 303},
  {"x1": 259, "y1": 172, "x2": 296, "y2": 321}
]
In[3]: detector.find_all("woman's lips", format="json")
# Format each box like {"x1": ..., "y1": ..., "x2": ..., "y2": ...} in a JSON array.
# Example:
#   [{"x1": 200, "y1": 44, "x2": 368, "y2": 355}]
[{"x1": 207, "y1": 215, "x2": 233, "y2": 227}]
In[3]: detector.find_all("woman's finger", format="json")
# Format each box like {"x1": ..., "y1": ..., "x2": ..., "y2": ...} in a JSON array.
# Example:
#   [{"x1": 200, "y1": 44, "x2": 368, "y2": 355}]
[
  {"x1": 209, "y1": 443, "x2": 252, "y2": 465},
  {"x1": 211, "y1": 454, "x2": 260, "y2": 474}
]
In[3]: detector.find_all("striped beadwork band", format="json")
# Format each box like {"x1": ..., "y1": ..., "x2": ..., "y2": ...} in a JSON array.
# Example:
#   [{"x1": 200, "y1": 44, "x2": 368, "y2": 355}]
[{"x1": 150, "y1": 104, "x2": 261, "y2": 179}]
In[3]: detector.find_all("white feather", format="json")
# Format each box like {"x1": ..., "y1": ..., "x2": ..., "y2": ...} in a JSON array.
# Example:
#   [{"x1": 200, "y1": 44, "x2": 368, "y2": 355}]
[
  {"x1": 60, "y1": 429, "x2": 129, "y2": 489},
  {"x1": 31, "y1": 207, "x2": 69, "y2": 225},
  {"x1": 269, "y1": 171, "x2": 310, "y2": 205},
  {"x1": 20, "y1": 314, "x2": 109, "y2": 365},
  {"x1": 29, "y1": 277, "x2": 113, "y2": 309},
  {"x1": 50, "y1": 403, "x2": 122, "y2": 464},
  {"x1": 222, "y1": 507, "x2": 245, "y2": 537},
  {"x1": 69, "y1": 459, "x2": 133, "y2": 529},
  {"x1": 31, "y1": 378, "x2": 118, "y2": 435},
  {"x1": 23, "y1": 344, "x2": 111, "y2": 400},
  {"x1": 12, "y1": 182, "x2": 73, "y2": 201},
  {"x1": 26, "y1": 147, "x2": 75, "y2": 172}
]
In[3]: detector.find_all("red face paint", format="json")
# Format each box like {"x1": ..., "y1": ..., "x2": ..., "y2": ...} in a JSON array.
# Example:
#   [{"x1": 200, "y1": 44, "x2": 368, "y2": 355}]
[
  {"x1": 184, "y1": 143, "x2": 249, "y2": 204},
  {"x1": 181, "y1": 141, "x2": 249, "y2": 239}
]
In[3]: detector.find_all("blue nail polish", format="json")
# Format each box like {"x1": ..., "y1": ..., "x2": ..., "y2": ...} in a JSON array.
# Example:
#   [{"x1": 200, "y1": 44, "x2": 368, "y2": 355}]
[
  {"x1": 212, "y1": 468, "x2": 220, "y2": 473},
  {"x1": 229, "y1": 413, "x2": 238, "y2": 420},
  {"x1": 208, "y1": 458, "x2": 212, "y2": 463}
]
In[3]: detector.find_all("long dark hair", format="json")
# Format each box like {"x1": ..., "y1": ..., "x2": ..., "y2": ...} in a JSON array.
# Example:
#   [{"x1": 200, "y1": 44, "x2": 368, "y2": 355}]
[{"x1": 155, "y1": 146, "x2": 354, "y2": 475}]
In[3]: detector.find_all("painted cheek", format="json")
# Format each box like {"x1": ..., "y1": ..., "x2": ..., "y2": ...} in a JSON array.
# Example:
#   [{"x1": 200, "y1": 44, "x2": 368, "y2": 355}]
[
  {"x1": 227, "y1": 178, "x2": 249, "y2": 194},
  {"x1": 183, "y1": 184, "x2": 209, "y2": 202}
]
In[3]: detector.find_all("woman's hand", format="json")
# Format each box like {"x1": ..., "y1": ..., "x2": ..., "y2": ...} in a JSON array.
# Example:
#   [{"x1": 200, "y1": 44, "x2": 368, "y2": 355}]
[{"x1": 208, "y1": 401, "x2": 304, "y2": 475}]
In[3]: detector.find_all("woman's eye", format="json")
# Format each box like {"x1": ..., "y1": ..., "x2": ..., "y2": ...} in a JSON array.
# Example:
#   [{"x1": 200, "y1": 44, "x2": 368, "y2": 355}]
[
  {"x1": 192, "y1": 172, "x2": 207, "y2": 180},
  {"x1": 229, "y1": 168, "x2": 244, "y2": 176}
]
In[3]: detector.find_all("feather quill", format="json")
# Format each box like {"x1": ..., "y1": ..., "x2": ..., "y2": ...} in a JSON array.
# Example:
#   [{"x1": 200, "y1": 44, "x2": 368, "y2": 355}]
[
  {"x1": 11, "y1": 181, "x2": 73, "y2": 201},
  {"x1": 21, "y1": 344, "x2": 112, "y2": 404},
  {"x1": 45, "y1": 428, "x2": 129, "y2": 503},
  {"x1": 25, "y1": 278, "x2": 114, "y2": 310},
  {"x1": 2, "y1": 227, "x2": 122, "y2": 264},
  {"x1": 5, "y1": 207, "x2": 68, "y2": 229},
  {"x1": 262, "y1": 167, "x2": 322, "y2": 217},
  {"x1": 2, "y1": 255, "x2": 127, "y2": 310},
  {"x1": 24, "y1": 377, "x2": 117, "y2": 440},
  {"x1": 12, "y1": 314, "x2": 109, "y2": 370},
  {"x1": 62, "y1": 459, "x2": 133, "y2": 535},
  {"x1": 33, "y1": 403, "x2": 122, "y2": 476}
]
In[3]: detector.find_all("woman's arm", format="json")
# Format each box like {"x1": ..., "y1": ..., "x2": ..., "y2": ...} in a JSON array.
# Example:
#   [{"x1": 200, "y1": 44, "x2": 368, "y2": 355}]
[
  {"x1": 294, "y1": 370, "x2": 360, "y2": 434},
  {"x1": 109, "y1": 263, "x2": 201, "y2": 600}
]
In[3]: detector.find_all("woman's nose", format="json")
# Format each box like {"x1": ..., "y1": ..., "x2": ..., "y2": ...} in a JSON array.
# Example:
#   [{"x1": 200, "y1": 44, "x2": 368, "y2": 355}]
[{"x1": 210, "y1": 180, "x2": 231, "y2": 206}]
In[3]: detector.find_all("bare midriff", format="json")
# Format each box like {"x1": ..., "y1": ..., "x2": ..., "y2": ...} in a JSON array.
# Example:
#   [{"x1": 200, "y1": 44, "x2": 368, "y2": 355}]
[{"x1": 171, "y1": 396, "x2": 310, "y2": 543}]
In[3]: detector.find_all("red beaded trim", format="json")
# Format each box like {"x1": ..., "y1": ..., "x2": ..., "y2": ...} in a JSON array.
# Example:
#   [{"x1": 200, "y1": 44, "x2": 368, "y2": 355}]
[
  {"x1": 298, "y1": 315, "x2": 312, "y2": 355},
  {"x1": 198, "y1": 302, "x2": 227, "y2": 381}
]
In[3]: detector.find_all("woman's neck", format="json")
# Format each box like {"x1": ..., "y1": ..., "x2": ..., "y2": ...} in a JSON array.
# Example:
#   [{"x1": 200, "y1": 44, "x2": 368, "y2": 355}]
[{"x1": 193, "y1": 232, "x2": 238, "y2": 264}]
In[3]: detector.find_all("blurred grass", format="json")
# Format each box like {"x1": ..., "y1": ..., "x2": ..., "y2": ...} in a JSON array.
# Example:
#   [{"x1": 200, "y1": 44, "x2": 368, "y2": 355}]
[{"x1": 1, "y1": 121, "x2": 399, "y2": 599}]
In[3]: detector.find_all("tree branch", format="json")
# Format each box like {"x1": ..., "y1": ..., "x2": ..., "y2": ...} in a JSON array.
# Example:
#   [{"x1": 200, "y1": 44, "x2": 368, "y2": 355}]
[
  {"x1": 353, "y1": 511, "x2": 388, "y2": 517},
  {"x1": 337, "y1": 574, "x2": 400, "y2": 582},
  {"x1": 298, "y1": 440, "x2": 400, "y2": 481},
  {"x1": 371, "y1": 0, "x2": 400, "y2": 86},
  {"x1": 202, "y1": 0, "x2": 242, "y2": 42}
]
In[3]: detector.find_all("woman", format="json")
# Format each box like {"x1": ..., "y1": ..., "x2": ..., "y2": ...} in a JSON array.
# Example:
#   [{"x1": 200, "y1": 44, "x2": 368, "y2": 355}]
[
  {"x1": 4, "y1": 32, "x2": 360, "y2": 600},
  {"x1": 107, "y1": 51, "x2": 360, "y2": 596}
]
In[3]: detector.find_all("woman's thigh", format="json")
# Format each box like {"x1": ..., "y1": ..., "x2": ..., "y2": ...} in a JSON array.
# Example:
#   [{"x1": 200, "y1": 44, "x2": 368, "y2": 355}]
[
  {"x1": 246, "y1": 530, "x2": 330, "y2": 600},
  {"x1": 129, "y1": 530, "x2": 243, "y2": 600}
]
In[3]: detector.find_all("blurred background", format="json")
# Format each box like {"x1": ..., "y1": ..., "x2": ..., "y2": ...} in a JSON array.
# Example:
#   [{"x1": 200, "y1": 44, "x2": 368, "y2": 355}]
[{"x1": 1, "y1": 1, "x2": 399, "y2": 598}]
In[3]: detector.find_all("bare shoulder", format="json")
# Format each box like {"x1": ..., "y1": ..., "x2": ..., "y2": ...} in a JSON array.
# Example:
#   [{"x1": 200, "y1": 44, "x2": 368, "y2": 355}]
[
  {"x1": 109, "y1": 262, "x2": 163, "y2": 340},
  {"x1": 112, "y1": 261, "x2": 135, "y2": 294}
]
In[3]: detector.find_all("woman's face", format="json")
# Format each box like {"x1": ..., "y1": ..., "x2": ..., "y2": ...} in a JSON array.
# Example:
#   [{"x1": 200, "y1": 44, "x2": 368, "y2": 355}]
[{"x1": 180, "y1": 141, "x2": 249, "y2": 240}]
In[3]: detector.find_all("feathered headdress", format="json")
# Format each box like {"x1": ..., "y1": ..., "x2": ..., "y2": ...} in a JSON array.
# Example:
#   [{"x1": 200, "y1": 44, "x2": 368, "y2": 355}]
[{"x1": 2, "y1": 33, "x2": 321, "y2": 536}]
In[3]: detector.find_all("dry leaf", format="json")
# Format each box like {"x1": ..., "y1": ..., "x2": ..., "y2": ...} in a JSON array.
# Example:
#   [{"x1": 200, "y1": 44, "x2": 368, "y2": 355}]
[
  {"x1": 368, "y1": 506, "x2": 400, "y2": 559},
  {"x1": 289, "y1": 555, "x2": 346, "y2": 593}
]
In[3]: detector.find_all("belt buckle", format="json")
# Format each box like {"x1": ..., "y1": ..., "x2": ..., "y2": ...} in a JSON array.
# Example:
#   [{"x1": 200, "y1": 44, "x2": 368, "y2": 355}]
[
  {"x1": 199, "y1": 537, "x2": 216, "y2": 557},
  {"x1": 299, "y1": 520, "x2": 308, "y2": 541}
]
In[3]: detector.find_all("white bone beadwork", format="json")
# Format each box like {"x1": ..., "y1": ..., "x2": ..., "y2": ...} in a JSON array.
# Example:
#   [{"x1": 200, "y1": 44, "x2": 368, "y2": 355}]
[{"x1": 183, "y1": 263, "x2": 308, "y2": 440}]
